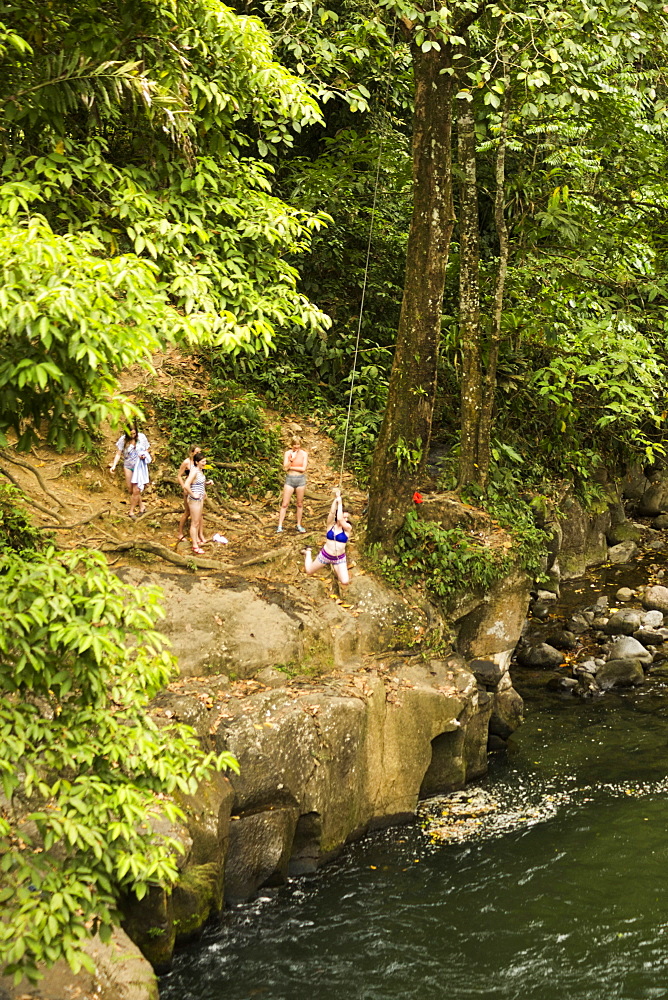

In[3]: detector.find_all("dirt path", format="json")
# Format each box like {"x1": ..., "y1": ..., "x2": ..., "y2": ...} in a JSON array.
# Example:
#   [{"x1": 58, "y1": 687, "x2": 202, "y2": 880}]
[{"x1": 1, "y1": 350, "x2": 367, "y2": 590}]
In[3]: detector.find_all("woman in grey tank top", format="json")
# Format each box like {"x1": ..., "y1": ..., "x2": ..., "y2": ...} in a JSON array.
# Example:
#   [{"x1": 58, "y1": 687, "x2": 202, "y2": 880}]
[{"x1": 277, "y1": 435, "x2": 308, "y2": 533}]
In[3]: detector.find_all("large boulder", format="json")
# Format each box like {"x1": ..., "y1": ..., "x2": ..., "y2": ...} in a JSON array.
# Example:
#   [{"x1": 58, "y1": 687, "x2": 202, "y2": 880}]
[
  {"x1": 117, "y1": 569, "x2": 306, "y2": 679},
  {"x1": 171, "y1": 773, "x2": 235, "y2": 939},
  {"x1": 122, "y1": 772, "x2": 234, "y2": 965},
  {"x1": 558, "y1": 496, "x2": 610, "y2": 579},
  {"x1": 122, "y1": 886, "x2": 175, "y2": 973},
  {"x1": 455, "y1": 568, "x2": 532, "y2": 670},
  {"x1": 603, "y1": 610, "x2": 642, "y2": 636},
  {"x1": 544, "y1": 629, "x2": 578, "y2": 650},
  {"x1": 225, "y1": 807, "x2": 300, "y2": 901},
  {"x1": 546, "y1": 675, "x2": 578, "y2": 693},
  {"x1": 489, "y1": 687, "x2": 524, "y2": 738},
  {"x1": 642, "y1": 610, "x2": 664, "y2": 628},
  {"x1": 643, "y1": 586, "x2": 668, "y2": 614},
  {"x1": 606, "y1": 521, "x2": 645, "y2": 546},
  {"x1": 637, "y1": 475, "x2": 668, "y2": 516},
  {"x1": 344, "y1": 575, "x2": 428, "y2": 658},
  {"x1": 121, "y1": 809, "x2": 192, "y2": 971},
  {"x1": 122, "y1": 567, "x2": 437, "y2": 682},
  {"x1": 607, "y1": 541, "x2": 639, "y2": 564},
  {"x1": 209, "y1": 660, "x2": 495, "y2": 902},
  {"x1": 652, "y1": 514, "x2": 668, "y2": 530},
  {"x1": 616, "y1": 587, "x2": 635, "y2": 603},
  {"x1": 633, "y1": 628, "x2": 665, "y2": 646},
  {"x1": 468, "y1": 658, "x2": 504, "y2": 688},
  {"x1": 621, "y1": 470, "x2": 647, "y2": 500},
  {"x1": 596, "y1": 659, "x2": 644, "y2": 689},
  {"x1": 516, "y1": 643, "x2": 564, "y2": 668},
  {"x1": 606, "y1": 635, "x2": 652, "y2": 665}
]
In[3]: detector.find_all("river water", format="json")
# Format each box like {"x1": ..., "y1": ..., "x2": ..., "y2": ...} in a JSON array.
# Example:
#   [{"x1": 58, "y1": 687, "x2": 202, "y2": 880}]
[{"x1": 161, "y1": 563, "x2": 668, "y2": 1000}]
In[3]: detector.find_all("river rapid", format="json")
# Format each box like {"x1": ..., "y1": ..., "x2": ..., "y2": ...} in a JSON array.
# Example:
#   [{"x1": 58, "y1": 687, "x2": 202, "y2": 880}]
[{"x1": 161, "y1": 560, "x2": 668, "y2": 1000}]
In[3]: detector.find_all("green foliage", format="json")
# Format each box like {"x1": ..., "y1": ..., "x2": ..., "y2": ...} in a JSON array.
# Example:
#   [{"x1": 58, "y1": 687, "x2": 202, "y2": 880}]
[
  {"x1": 260, "y1": 0, "x2": 412, "y2": 113},
  {"x1": 0, "y1": 546, "x2": 238, "y2": 982},
  {"x1": 394, "y1": 437, "x2": 423, "y2": 474},
  {"x1": 0, "y1": 215, "x2": 199, "y2": 451},
  {"x1": 0, "y1": 485, "x2": 44, "y2": 554},
  {"x1": 378, "y1": 511, "x2": 509, "y2": 603},
  {"x1": 146, "y1": 383, "x2": 280, "y2": 495},
  {"x1": 377, "y1": 501, "x2": 547, "y2": 606},
  {"x1": 0, "y1": 0, "x2": 331, "y2": 449},
  {"x1": 477, "y1": 487, "x2": 550, "y2": 578}
]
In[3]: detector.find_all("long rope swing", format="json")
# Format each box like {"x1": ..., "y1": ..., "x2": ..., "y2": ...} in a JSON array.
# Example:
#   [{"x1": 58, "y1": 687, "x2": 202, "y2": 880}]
[{"x1": 337, "y1": 19, "x2": 398, "y2": 487}]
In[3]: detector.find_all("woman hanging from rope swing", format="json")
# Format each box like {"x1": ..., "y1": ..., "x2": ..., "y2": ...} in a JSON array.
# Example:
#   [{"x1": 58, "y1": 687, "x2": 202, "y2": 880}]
[{"x1": 302, "y1": 488, "x2": 352, "y2": 586}]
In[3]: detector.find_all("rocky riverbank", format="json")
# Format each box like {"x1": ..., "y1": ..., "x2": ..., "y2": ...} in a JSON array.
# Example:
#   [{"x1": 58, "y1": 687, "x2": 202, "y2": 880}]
[
  {"x1": 517, "y1": 582, "x2": 668, "y2": 697},
  {"x1": 516, "y1": 470, "x2": 668, "y2": 698},
  {"x1": 117, "y1": 466, "x2": 668, "y2": 977}
]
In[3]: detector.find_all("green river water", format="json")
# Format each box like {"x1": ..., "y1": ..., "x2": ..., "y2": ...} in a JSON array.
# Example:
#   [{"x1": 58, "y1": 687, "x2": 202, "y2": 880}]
[{"x1": 161, "y1": 565, "x2": 668, "y2": 1000}]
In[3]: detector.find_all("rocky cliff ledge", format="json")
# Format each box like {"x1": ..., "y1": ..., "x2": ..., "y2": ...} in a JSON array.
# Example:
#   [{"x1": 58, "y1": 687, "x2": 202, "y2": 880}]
[
  {"x1": 4, "y1": 554, "x2": 533, "y2": 997},
  {"x1": 116, "y1": 567, "x2": 530, "y2": 971}
]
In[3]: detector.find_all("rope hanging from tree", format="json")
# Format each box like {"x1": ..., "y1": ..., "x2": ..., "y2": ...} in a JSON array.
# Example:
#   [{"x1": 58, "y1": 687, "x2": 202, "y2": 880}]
[{"x1": 337, "y1": 20, "x2": 398, "y2": 487}]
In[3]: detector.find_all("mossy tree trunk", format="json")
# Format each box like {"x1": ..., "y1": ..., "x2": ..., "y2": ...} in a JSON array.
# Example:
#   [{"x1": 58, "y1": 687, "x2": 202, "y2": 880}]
[
  {"x1": 456, "y1": 79, "x2": 482, "y2": 489},
  {"x1": 476, "y1": 97, "x2": 510, "y2": 488},
  {"x1": 456, "y1": 76, "x2": 510, "y2": 492},
  {"x1": 367, "y1": 40, "x2": 456, "y2": 546}
]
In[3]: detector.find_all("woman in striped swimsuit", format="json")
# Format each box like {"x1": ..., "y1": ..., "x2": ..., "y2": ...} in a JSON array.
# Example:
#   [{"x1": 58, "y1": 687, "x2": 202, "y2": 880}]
[
  {"x1": 184, "y1": 453, "x2": 208, "y2": 554},
  {"x1": 177, "y1": 444, "x2": 203, "y2": 541},
  {"x1": 303, "y1": 488, "x2": 352, "y2": 586}
]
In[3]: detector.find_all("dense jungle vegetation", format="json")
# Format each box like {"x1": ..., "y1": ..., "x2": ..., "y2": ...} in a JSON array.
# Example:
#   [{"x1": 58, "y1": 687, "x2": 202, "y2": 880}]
[{"x1": 2, "y1": 0, "x2": 668, "y2": 982}]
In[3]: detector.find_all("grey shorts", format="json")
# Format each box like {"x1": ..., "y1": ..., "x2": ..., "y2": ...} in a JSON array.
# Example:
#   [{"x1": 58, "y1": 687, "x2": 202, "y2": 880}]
[{"x1": 285, "y1": 473, "x2": 306, "y2": 489}]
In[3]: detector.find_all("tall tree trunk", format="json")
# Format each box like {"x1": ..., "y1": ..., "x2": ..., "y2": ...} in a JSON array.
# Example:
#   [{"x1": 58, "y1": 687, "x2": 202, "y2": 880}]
[
  {"x1": 456, "y1": 87, "x2": 482, "y2": 489},
  {"x1": 366, "y1": 42, "x2": 455, "y2": 547},
  {"x1": 477, "y1": 97, "x2": 510, "y2": 488}
]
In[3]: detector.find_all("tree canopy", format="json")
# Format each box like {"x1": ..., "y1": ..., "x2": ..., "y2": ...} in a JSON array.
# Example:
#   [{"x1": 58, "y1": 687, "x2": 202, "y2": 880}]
[{"x1": 0, "y1": 0, "x2": 330, "y2": 448}]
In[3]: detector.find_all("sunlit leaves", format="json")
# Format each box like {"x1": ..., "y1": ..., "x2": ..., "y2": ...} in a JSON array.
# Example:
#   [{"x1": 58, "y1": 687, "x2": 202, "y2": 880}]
[
  {"x1": 0, "y1": 0, "x2": 331, "y2": 449},
  {"x1": 0, "y1": 215, "x2": 189, "y2": 450},
  {"x1": 0, "y1": 546, "x2": 238, "y2": 983}
]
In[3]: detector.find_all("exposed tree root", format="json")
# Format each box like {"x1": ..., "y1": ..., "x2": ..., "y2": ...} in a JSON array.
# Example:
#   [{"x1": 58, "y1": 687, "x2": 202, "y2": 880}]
[
  {"x1": 206, "y1": 489, "x2": 263, "y2": 523},
  {"x1": 0, "y1": 465, "x2": 65, "y2": 522},
  {"x1": 134, "y1": 506, "x2": 183, "y2": 524},
  {"x1": 99, "y1": 538, "x2": 232, "y2": 571},
  {"x1": 0, "y1": 450, "x2": 68, "y2": 508},
  {"x1": 40, "y1": 507, "x2": 112, "y2": 530},
  {"x1": 152, "y1": 477, "x2": 256, "y2": 522},
  {"x1": 238, "y1": 546, "x2": 292, "y2": 567},
  {"x1": 46, "y1": 454, "x2": 90, "y2": 479}
]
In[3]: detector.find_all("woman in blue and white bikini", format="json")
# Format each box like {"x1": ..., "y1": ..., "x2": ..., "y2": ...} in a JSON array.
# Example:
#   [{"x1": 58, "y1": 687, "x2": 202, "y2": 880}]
[
  {"x1": 109, "y1": 425, "x2": 151, "y2": 518},
  {"x1": 303, "y1": 488, "x2": 352, "y2": 586}
]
